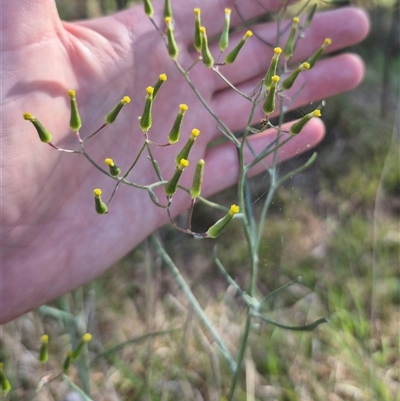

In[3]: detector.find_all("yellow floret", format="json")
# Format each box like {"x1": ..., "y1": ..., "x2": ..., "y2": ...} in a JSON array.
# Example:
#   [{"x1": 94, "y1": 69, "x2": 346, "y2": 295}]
[
  {"x1": 23, "y1": 112, "x2": 33, "y2": 120},
  {"x1": 230, "y1": 204, "x2": 240, "y2": 214},
  {"x1": 179, "y1": 159, "x2": 189, "y2": 168},
  {"x1": 191, "y1": 128, "x2": 200, "y2": 137}
]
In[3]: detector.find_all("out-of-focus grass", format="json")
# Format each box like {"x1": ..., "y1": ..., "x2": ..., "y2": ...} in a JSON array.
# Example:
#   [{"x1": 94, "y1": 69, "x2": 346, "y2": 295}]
[{"x1": 1, "y1": 1, "x2": 399, "y2": 400}]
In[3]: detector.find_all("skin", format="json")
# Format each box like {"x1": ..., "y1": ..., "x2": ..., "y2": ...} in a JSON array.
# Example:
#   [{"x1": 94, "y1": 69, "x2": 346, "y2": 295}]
[{"x1": 0, "y1": 0, "x2": 370, "y2": 323}]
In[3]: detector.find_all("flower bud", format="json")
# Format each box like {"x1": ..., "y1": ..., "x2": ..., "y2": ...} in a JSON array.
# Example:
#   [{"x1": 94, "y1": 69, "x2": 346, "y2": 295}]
[
  {"x1": 153, "y1": 73, "x2": 167, "y2": 99},
  {"x1": 139, "y1": 86, "x2": 154, "y2": 131},
  {"x1": 306, "y1": 38, "x2": 332, "y2": 68},
  {"x1": 264, "y1": 47, "x2": 282, "y2": 90},
  {"x1": 175, "y1": 128, "x2": 200, "y2": 165},
  {"x1": 283, "y1": 17, "x2": 300, "y2": 60},
  {"x1": 200, "y1": 27, "x2": 214, "y2": 68},
  {"x1": 263, "y1": 75, "x2": 280, "y2": 115},
  {"x1": 206, "y1": 204, "x2": 240, "y2": 238},
  {"x1": 219, "y1": 8, "x2": 231, "y2": 52},
  {"x1": 72, "y1": 333, "x2": 92, "y2": 361},
  {"x1": 289, "y1": 109, "x2": 321, "y2": 135},
  {"x1": 164, "y1": 159, "x2": 189, "y2": 197},
  {"x1": 165, "y1": 17, "x2": 179, "y2": 60},
  {"x1": 304, "y1": 3, "x2": 317, "y2": 29},
  {"x1": 63, "y1": 350, "x2": 73, "y2": 372},
  {"x1": 23, "y1": 113, "x2": 52, "y2": 143},
  {"x1": 93, "y1": 189, "x2": 108, "y2": 215},
  {"x1": 105, "y1": 158, "x2": 121, "y2": 177},
  {"x1": 68, "y1": 89, "x2": 82, "y2": 132},
  {"x1": 193, "y1": 8, "x2": 202, "y2": 52},
  {"x1": 224, "y1": 30, "x2": 253, "y2": 65},
  {"x1": 105, "y1": 96, "x2": 131, "y2": 124},
  {"x1": 190, "y1": 159, "x2": 205, "y2": 198},
  {"x1": 281, "y1": 62, "x2": 310, "y2": 90},
  {"x1": 164, "y1": 0, "x2": 172, "y2": 18},
  {"x1": 39, "y1": 334, "x2": 49, "y2": 363},
  {"x1": 143, "y1": 0, "x2": 154, "y2": 17},
  {"x1": 0, "y1": 363, "x2": 11, "y2": 393},
  {"x1": 168, "y1": 104, "x2": 188, "y2": 144}
]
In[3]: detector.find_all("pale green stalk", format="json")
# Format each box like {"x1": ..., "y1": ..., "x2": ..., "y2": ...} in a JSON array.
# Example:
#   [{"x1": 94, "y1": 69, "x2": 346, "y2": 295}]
[{"x1": 150, "y1": 234, "x2": 236, "y2": 372}]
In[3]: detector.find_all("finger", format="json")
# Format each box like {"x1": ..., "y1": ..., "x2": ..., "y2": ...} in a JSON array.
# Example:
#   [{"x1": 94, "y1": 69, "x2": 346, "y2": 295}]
[
  {"x1": 2, "y1": 1, "x2": 62, "y2": 50},
  {"x1": 208, "y1": 7, "x2": 369, "y2": 91},
  {"x1": 210, "y1": 53, "x2": 365, "y2": 135},
  {"x1": 202, "y1": 118, "x2": 325, "y2": 196}
]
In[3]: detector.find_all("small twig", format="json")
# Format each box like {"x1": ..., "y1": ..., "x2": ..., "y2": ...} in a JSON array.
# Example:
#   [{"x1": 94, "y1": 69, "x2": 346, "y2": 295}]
[{"x1": 82, "y1": 123, "x2": 107, "y2": 142}]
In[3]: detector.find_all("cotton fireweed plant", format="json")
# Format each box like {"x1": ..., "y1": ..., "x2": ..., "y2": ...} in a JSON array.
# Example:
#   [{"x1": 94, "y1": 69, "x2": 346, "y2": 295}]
[{"x1": 22, "y1": 0, "x2": 332, "y2": 398}]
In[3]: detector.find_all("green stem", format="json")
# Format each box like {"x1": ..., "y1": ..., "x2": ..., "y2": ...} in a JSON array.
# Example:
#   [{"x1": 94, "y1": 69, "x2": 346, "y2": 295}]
[
  {"x1": 145, "y1": 142, "x2": 163, "y2": 181},
  {"x1": 62, "y1": 374, "x2": 93, "y2": 401},
  {"x1": 173, "y1": 61, "x2": 239, "y2": 146},
  {"x1": 150, "y1": 234, "x2": 236, "y2": 372},
  {"x1": 227, "y1": 314, "x2": 252, "y2": 401},
  {"x1": 212, "y1": 68, "x2": 253, "y2": 100},
  {"x1": 126, "y1": 141, "x2": 147, "y2": 176}
]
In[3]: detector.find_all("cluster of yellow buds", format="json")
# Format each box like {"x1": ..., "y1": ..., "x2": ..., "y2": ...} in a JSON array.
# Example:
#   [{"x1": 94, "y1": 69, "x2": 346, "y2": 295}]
[
  {"x1": 260, "y1": 18, "x2": 330, "y2": 132},
  {"x1": 22, "y1": 3, "x2": 329, "y2": 237},
  {"x1": 24, "y1": 86, "x2": 132, "y2": 146},
  {"x1": 154, "y1": 5, "x2": 253, "y2": 67}
]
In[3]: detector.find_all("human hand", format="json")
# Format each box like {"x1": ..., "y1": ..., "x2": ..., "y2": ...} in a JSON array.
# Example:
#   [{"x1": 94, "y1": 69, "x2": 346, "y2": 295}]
[{"x1": 1, "y1": 0, "x2": 369, "y2": 323}]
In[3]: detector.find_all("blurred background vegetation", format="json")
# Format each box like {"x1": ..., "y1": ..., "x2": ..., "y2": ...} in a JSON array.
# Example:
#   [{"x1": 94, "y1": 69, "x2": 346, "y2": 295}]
[{"x1": 1, "y1": 0, "x2": 399, "y2": 400}]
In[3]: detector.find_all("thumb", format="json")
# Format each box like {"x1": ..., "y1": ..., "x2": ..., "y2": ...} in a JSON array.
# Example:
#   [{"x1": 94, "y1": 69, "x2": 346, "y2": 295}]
[{"x1": 1, "y1": 0, "x2": 62, "y2": 50}]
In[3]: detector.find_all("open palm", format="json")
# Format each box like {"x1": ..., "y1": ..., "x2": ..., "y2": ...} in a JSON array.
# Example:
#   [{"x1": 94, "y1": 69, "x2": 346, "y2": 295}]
[{"x1": 1, "y1": 0, "x2": 369, "y2": 323}]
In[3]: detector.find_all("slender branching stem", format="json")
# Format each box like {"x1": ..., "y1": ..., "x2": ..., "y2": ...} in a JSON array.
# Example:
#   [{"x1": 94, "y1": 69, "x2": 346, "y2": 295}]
[{"x1": 151, "y1": 234, "x2": 236, "y2": 372}]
